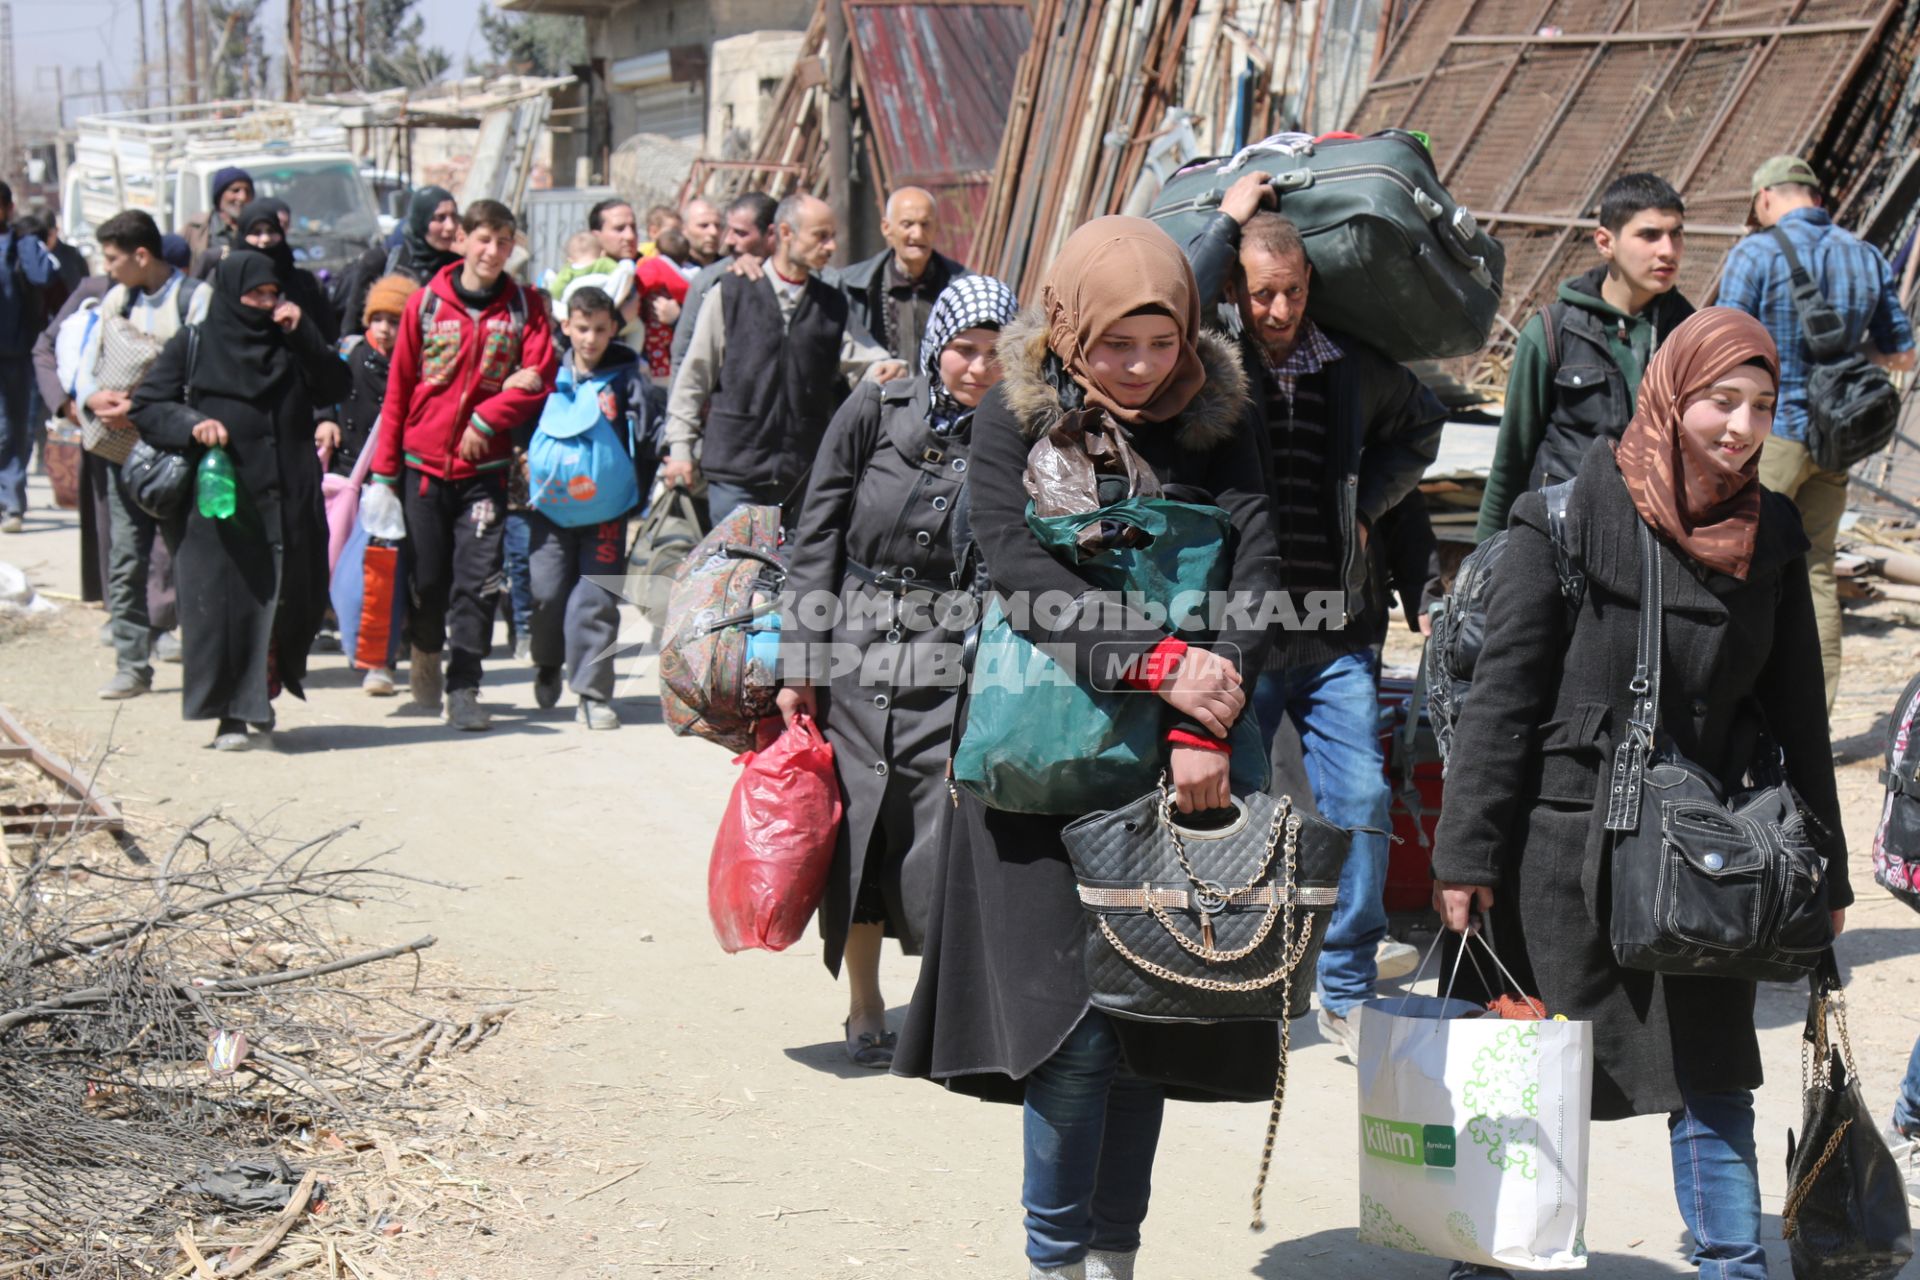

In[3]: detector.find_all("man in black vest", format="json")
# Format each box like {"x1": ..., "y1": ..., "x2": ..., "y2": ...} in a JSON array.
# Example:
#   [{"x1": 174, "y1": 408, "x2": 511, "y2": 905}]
[
  {"x1": 1476, "y1": 173, "x2": 1693, "y2": 540},
  {"x1": 661, "y1": 192, "x2": 904, "y2": 521}
]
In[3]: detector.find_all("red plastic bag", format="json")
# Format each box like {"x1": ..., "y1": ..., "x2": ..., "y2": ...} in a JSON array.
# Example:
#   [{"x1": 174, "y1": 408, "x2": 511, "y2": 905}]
[{"x1": 708, "y1": 715, "x2": 844, "y2": 953}]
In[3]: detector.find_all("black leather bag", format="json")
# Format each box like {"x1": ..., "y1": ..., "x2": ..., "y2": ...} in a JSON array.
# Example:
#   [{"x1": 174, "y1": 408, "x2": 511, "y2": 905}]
[
  {"x1": 1604, "y1": 521, "x2": 1833, "y2": 982},
  {"x1": 121, "y1": 439, "x2": 192, "y2": 520},
  {"x1": 1770, "y1": 227, "x2": 1902, "y2": 473},
  {"x1": 1784, "y1": 952, "x2": 1914, "y2": 1279},
  {"x1": 1060, "y1": 785, "x2": 1350, "y2": 1024}
]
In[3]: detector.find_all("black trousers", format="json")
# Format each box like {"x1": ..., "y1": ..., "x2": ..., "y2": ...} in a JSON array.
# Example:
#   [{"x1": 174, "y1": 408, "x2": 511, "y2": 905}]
[{"x1": 401, "y1": 468, "x2": 507, "y2": 692}]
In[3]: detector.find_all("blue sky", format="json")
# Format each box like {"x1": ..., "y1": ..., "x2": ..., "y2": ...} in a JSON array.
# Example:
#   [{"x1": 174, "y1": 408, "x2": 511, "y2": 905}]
[{"x1": 17, "y1": 0, "x2": 488, "y2": 125}]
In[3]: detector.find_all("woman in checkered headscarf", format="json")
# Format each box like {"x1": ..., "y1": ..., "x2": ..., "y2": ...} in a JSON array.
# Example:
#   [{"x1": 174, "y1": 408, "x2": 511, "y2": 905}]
[{"x1": 776, "y1": 274, "x2": 1019, "y2": 1070}]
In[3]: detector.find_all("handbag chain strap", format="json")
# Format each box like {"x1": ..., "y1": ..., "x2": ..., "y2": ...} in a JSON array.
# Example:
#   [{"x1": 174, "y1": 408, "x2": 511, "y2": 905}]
[
  {"x1": 1606, "y1": 521, "x2": 1664, "y2": 832},
  {"x1": 1784, "y1": 984, "x2": 1860, "y2": 1238}
]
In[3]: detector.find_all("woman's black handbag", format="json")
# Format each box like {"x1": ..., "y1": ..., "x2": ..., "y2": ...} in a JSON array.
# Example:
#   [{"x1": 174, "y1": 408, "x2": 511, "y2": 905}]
[
  {"x1": 1060, "y1": 784, "x2": 1350, "y2": 1024},
  {"x1": 1603, "y1": 521, "x2": 1833, "y2": 982},
  {"x1": 121, "y1": 439, "x2": 192, "y2": 520},
  {"x1": 1784, "y1": 952, "x2": 1913, "y2": 1279},
  {"x1": 1062, "y1": 782, "x2": 1352, "y2": 1231}
]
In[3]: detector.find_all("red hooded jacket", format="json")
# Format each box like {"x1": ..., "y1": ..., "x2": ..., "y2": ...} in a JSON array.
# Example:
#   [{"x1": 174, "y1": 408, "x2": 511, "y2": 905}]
[{"x1": 371, "y1": 262, "x2": 556, "y2": 484}]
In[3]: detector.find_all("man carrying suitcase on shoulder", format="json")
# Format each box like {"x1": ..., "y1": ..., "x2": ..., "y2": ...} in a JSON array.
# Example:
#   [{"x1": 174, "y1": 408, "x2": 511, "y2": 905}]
[{"x1": 1183, "y1": 172, "x2": 1446, "y2": 1062}]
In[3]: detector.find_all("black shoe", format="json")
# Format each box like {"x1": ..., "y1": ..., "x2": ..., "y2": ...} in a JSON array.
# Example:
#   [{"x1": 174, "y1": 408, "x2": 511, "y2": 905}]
[
  {"x1": 212, "y1": 719, "x2": 249, "y2": 752},
  {"x1": 534, "y1": 665, "x2": 562, "y2": 710}
]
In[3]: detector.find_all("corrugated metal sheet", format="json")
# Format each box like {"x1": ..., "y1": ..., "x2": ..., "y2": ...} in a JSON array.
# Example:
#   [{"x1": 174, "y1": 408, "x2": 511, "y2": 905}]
[
  {"x1": 1345, "y1": 0, "x2": 1901, "y2": 376},
  {"x1": 848, "y1": 0, "x2": 1034, "y2": 264}
]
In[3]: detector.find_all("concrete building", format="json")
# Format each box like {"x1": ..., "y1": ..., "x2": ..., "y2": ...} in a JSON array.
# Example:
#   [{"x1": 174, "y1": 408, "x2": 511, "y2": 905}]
[{"x1": 500, "y1": 0, "x2": 810, "y2": 158}]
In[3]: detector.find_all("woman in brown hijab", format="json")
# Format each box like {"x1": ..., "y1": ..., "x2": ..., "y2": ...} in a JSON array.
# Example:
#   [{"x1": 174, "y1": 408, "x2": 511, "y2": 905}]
[
  {"x1": 893, "y1": 218, "x2": 1280, "y2": 1280},
  {"x1": 1431, "y1": 308, "x2": 1847, "y2": 1280}
]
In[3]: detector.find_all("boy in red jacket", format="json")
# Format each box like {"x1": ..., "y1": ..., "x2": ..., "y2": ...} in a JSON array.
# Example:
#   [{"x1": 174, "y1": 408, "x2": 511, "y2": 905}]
[{"x1": 371, "y1": 199, "x2": 556, "y2": 731}]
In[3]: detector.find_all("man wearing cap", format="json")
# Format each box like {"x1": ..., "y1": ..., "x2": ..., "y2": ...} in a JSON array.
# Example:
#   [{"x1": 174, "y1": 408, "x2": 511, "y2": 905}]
[
  {"x1": 186, "y1": 167, "x2": 255, "y2": 279},
  {"x1": 1717, "y1": 155, "x2": 1915, "y2": 709}
]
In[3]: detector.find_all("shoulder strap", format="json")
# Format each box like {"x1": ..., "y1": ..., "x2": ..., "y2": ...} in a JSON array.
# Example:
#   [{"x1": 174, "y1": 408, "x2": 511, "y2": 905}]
[
  {"x1": 174, "y1": 275, "x2": 202, "y2": 323},
  {"x1": 1767, "y1": 226, "x2": 1849, "y2": 360},
  {"x1": 417, "y1": 289, "x2": 440, "y2": 342},
  {"x1": 181, "y1": 324, "x2": 200, "y2": 404},
  {"x1": 1540, "y1": 479, "x2": 1585, "y2": 604},
  {"x1": 1537, "y1": 304, "x2": 1561, "y2": 376},
  {"x1": 1605, "y1": 520, "x2": 1663, "y2": 832}
]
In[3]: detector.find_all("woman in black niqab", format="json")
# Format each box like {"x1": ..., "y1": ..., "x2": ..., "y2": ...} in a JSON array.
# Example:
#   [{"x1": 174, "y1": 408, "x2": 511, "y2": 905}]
[
  {"x1": 130, "y1": 251, "x2": 353, "y2": 749},
  {"x1": 237, "y1": 197, "x2": 339, "y2": 343}
]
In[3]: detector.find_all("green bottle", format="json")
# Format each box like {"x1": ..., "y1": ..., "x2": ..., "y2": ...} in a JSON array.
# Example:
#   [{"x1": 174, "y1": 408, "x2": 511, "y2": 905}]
[{"x1": 196, "y1": 446, "x2": 238, "y2": 520}]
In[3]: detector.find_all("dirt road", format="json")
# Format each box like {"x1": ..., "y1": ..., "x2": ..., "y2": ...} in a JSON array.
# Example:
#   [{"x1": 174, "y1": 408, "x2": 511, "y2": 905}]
[{"x1": 5, "y1": 475, "x2": 1920, "y2": 1279}]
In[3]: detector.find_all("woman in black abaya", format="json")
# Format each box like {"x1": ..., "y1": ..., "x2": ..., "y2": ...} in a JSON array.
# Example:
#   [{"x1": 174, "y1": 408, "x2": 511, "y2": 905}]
[{"x1": 132, "y1": 251, "x2": 353, "y2": 750}]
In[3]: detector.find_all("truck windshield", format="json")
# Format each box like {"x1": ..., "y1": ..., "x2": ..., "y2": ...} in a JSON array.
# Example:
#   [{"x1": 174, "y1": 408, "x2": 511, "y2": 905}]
[{"x1": 248, "y1": 161, "x2": 378, "y2": 242}]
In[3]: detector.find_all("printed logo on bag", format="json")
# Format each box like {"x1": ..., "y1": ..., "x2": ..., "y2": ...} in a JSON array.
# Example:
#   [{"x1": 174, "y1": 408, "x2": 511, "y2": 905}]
[{"x1": 1362, "y1": 1115, "x2": 1457, "y2": 1168}]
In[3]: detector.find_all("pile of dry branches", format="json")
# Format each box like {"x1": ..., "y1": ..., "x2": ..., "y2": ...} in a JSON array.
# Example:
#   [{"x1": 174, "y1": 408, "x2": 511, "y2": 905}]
[{"x1": 0, "y1": 796, "x2": 518, "y2": 1277}]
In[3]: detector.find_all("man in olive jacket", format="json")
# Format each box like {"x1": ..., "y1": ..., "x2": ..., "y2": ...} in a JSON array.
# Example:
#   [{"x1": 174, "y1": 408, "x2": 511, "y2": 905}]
[{"x1": 1185, "y1": 175, "x2": 1445, "y2": 1061}]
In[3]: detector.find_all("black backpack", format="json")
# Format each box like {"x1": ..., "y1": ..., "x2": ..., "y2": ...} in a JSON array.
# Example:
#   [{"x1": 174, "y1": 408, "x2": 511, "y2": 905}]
[
  {"x1": 1871, "y1": 671, "x2": 1920, "y2": 913},
  {"x1": 1769, "y1": 227, "x2": 1902, "y2": 473},
  {"x1": 1427, "y1": 480, "x2": 1581, "y2": 770}
]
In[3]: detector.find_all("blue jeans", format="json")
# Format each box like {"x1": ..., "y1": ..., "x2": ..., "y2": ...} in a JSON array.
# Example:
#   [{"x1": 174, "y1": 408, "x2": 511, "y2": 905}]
[
  {"x1": 1022, "y1": 1012, "x2": 1165, "y2": 1269},
  {"x1": 1669, "y1": 1088, "x2": 1766, "y2": 1279},
  {"x1": 1253, "y1": 651, "x2": 1390, "y2": 1015},
  {"x1": 502, "y1": 512, "x2": 534, "y2": 641},
  {"x1": 1893, "y1": 1034, "x2": 1920, "y2": 1135},
  {"x1": 0, "y1": 355, "x2": 31, "y2": 517},
  {"x1": 705, "y1": 478, "x2": 786, "y2": 527}
]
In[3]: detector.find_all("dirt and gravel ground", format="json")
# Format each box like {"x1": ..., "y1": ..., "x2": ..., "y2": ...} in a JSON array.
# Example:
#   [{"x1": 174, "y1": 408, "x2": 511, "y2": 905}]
[{"x1": 5, "y1": 473, "x2": 1920, "y2": 1278}]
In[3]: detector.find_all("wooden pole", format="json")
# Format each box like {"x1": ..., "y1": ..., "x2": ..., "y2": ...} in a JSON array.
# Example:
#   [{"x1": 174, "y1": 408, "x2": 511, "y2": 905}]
[
  {"x1": 182, "y1": 0, "x2": 199, "y2": 103},
  {"x1": 826, "y1": 0, "x2": 853, "y2": 264}
]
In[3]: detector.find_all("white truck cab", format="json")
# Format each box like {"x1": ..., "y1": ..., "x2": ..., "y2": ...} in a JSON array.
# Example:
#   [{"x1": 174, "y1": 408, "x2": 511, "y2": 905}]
[{"x1": 63, "y1": 100, "x2": 383, "y2": 283}]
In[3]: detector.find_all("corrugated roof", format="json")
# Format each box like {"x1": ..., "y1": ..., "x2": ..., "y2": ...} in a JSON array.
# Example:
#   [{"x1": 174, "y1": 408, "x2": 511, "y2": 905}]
[
  {"x1": 848, "y1": 0, "x2": 1033, "y2": 264},
  {"x1": 1346, "y1": 0, "x2": 1901, "y2": 376}
]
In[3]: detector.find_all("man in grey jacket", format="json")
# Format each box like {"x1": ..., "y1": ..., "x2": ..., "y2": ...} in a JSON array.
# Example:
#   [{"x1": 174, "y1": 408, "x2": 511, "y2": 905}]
[{"x1": 829, "y1": 187, "x2": 968, "y2": 362}]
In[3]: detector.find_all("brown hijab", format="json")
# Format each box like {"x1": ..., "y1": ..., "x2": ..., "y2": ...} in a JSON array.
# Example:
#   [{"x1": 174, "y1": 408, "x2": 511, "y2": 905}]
[
  {"x1": 1614, "y1": 306, "x2": 1780, "y2": 580},
  {"x1": 1040, "y1": 216, "x2": 1209, "y2": 427}
]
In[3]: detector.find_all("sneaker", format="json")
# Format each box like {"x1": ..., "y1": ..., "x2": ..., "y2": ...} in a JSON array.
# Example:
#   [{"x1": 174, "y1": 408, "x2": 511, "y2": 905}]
[
  {"x1": 0, "y1": 513, "x2": 21, "y2": 534},
  {"x1": 534, "y1": 665, "x2": 563, "y2": 709},
  {"x1": 152, "y1": 631, "x2": 183, "y2": 664},
  {"x1": 446, "y1": 688, "x2": 492, "y2": 732},
  {"x1": 212, "y1": 719, "x2": 249, "y2": 752},
  {"x1": 409, "y1": 646, "x2": 444, "y2": 712},
  {"x1": 97, "y1": 670, "x2": 151, "y2": 700},
  {"x1": 362, "y1": 667, "x2": 397, "y2": 697},
  {"x1": 1318, "y1": 1006, "x2": 1359, "y2": 1063},
  {"x1": 514, "y1": 635, "x2": 531, "y2": 663},
  {"x1": 1377, "y1": 937, "x2": 1420, "y2": 981},
  {"x1": 577, "y1": 696, "x2": 620, "y2": 730},
  {"x1": 311, "y1": 630, "x2": 342, "y2": 655},
  {"x1": 1448, "y1": 1264, "x2": 1514, "y2": 1279}
]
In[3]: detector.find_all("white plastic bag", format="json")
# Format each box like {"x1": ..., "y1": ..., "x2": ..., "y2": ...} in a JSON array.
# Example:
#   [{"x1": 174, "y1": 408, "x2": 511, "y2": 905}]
[
  {"x1": 359, "y1": 481, "x2": 407, "y2": 541},
  {"x1": 1355, "y1": 936, "x2": 1592, "y2": 1271}
]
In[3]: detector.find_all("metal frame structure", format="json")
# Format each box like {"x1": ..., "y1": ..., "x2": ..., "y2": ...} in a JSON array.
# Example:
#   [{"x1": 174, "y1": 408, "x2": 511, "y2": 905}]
[
  {"x1": 1345, "y1": 0, "x2": 1904, "y2": 373},
  {"x1": 0, "y1": 706, "x2": 124, "y2": 838}
]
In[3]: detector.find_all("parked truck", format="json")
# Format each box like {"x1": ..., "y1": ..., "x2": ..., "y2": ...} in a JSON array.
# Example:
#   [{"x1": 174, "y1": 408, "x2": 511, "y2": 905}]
[{"x1": 61, "y1": 100, "x2": 383, "y2": 281}]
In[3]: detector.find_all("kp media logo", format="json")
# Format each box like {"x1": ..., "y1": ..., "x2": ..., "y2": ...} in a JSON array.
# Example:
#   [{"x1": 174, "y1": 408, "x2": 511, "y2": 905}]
[{"x1": 1362, "y1": 1115, "x2": 1457, "y2": 1168}]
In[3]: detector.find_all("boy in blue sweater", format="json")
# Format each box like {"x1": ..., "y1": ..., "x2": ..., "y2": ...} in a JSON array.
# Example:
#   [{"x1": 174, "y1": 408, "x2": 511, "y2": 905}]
[{"x1": 521, "y1": 287, "x2": 656, "y2": 728}]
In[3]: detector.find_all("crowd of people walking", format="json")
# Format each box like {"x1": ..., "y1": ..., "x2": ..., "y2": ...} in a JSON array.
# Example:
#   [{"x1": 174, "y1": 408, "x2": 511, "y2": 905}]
[{"x1": 2, "y1": 147, "x2": 1917, "y2": 1280}]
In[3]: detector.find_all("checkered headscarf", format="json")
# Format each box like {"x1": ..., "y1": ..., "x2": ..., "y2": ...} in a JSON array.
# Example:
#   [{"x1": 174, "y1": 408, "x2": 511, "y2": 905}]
[{"x1": 920, "y1": 274, "x2": 1019, "y2": 434}]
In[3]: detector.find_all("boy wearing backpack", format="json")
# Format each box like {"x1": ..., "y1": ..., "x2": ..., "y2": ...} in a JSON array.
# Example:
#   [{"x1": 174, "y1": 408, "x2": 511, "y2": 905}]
[
  {"x1": 1477, "y1": 173, "x2": 1694, "y2": 544},
  {"x1": 522, "y1": 286, "x2": 653, "y2": 729},
  {"x1": 370, "y1": 199, "x2": 556, "y2": 732}
]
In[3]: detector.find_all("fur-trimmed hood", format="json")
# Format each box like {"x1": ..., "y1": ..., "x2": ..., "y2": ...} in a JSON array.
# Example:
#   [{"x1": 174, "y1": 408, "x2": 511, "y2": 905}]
[{"x1": 993, "y1": 307, "x2": 1249, "y2": 450}]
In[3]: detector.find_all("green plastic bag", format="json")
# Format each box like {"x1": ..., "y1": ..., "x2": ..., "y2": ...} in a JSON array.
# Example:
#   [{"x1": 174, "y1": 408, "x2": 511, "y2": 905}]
[{"x1": 953, "y1": 498, "x2": 1268, "y2": 815}]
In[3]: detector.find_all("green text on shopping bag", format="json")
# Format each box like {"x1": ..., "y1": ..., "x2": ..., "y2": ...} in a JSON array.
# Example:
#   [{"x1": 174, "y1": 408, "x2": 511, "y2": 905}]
[{"x1": 1363, "y1": 1115, "x2": 1458, "y2": 1168}]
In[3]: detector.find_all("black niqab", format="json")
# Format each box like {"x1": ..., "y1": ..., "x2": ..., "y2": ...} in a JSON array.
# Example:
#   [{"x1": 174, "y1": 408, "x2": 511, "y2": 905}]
[
  {"x1": 403, "y1": 186, "x2": 462, "y2": 280},
  {"x1": 195, "y1": 251, "x2": 294, "y2": 403},
  {"x1": 236, "y1": 197, "x2": 297, "y2": 279}
]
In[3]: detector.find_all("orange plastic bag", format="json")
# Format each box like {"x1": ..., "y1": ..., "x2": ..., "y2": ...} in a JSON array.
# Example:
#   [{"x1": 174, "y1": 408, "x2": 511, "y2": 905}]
[{"x1": 708, "y1": 715, "x2": 844, "y2": 953}]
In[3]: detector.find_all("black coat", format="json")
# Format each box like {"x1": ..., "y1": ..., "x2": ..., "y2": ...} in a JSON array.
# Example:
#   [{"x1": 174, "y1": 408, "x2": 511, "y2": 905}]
[
  {"x1": 130, "y1": 314, "x2": 352, "y2": 724},
  {"x1": 783, "y1": 376, "x2": 972, "y2": 973},
  {"x1": 1431, "y1": 439, "x2": 1848, "y2": 1120},
  {"x1": 892, "y1": 314, "x2": 1287, "y2": 1104},
  {"x1": 325, "y1": 339, "x2": 388, "y2": 477}
]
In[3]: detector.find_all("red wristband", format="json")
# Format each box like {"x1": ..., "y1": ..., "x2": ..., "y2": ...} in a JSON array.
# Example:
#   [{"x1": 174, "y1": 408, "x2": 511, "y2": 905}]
[
  {"x1": 1121, "y1": 635, "x2": 1190, "y2": 692},
  {"x1": 1168, "y1": 727, "x2": 1231, "y2": 754}
]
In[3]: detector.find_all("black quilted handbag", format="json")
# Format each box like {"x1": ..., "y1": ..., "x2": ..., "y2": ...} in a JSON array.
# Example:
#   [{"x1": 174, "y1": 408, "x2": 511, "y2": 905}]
[
  {"x1": 1060, "y1": 784, "x2": 1350, "y2": 1024},
  {"x1": 121, "y1": 439, "x2": 192, "y2": 521},
  {"x1": 1604, "y1": 521, "x2": 1833, "y2": 982}
]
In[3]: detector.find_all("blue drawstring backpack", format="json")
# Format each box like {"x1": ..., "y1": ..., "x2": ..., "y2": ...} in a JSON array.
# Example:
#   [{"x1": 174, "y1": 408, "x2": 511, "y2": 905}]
[{"x1": 528, "y1": 361, "x2": 641, "y2": 528}]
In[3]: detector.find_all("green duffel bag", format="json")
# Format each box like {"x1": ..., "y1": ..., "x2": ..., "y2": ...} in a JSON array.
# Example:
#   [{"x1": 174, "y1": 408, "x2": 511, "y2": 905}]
[
  {"x1": 953, "y1": 498, "x2": 1269, "y2": 815},
  {"x1": 1148, "y1": 129, "x2": 1505, "y2": 362}
]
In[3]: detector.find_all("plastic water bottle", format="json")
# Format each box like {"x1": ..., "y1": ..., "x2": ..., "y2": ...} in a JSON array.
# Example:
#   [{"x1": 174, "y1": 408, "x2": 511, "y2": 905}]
[{"x1": 196, "y1": 446, "x2": 238, "y2": 520}]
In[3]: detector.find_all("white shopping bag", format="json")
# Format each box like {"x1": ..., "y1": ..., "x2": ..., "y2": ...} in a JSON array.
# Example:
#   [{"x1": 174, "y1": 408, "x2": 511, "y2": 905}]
[{"x1": 1355, "y1": 936, "x2": 1592, "y2": 1271}]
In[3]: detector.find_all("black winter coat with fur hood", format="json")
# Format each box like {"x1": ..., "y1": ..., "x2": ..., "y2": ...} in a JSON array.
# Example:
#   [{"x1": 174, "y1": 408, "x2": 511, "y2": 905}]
[{"x1": 892, "y1": 313, "x2": 1287, "y2": 1103}]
